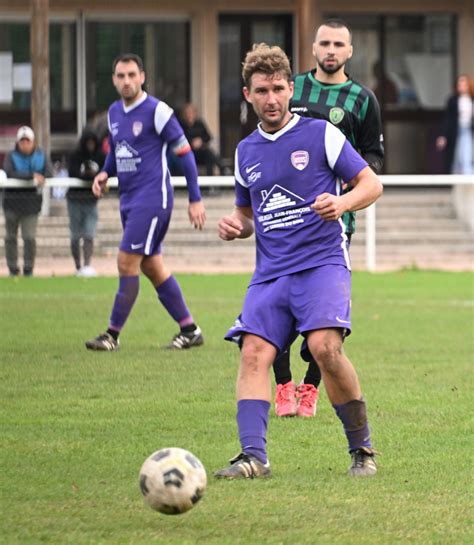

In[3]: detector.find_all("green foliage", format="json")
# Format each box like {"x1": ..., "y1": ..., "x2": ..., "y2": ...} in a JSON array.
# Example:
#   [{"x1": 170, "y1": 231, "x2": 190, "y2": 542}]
[{"x1": 1, "y1": 272, "x2": 473, "y2": 544}]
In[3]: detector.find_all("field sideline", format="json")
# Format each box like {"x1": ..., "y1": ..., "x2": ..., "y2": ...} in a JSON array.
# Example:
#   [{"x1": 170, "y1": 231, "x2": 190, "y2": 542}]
[{"x1": 1, "y1": 271, "x2": 473, "y2": 545}]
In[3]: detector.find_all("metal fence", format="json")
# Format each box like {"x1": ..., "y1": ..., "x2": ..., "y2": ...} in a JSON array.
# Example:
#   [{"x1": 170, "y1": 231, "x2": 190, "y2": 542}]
[{"x1": 1, "y1": 174, "x2": 473, "y2": 272}]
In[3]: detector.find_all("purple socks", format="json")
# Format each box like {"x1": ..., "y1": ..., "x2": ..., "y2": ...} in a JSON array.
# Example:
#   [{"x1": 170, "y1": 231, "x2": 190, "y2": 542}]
[
  {"x1": 156, "y1": 276, "x2": 193, "y2": 326},
  {"x1": 334, "y1": 398, "x2": 372, "y2": 452},
  {"x1": 237, "y1": 399, "x2": 270, "y2": 464},
  {"x1": 109, "y1": 276, "x2": 140, "y2": 332}
]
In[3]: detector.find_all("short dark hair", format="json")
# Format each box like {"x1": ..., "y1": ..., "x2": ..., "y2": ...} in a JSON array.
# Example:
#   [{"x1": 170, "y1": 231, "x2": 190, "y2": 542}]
[
  {"x1": 316, "y1": 18, "x2": 353, "y2": 42},
  {"x1": 112, "y1": 53, "x2": 144, "y2": 74},
  {"x1": 242, "y1": 43, "x2": 292, "y2": 89}
]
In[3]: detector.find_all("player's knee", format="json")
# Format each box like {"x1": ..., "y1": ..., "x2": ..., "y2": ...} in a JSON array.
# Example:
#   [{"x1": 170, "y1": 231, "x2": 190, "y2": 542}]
[
  {"x1": 240, "y1": 336, "x2": 272, "y2": 375},
  {"x1": 117, "y1": 252, "x2": 141, "y2": 276},
  {"x1": 308, "y1": 336, "x2": 343, "y2": 375}
]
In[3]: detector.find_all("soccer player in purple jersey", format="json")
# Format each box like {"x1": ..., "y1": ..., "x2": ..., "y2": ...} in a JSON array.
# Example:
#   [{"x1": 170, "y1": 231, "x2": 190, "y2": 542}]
[
  {"x1": 85, "y1": 53, "x2": 206, "y2": 352},
  {"x1": 214, "y1": 44, "x2": 383, "y2": 479}
]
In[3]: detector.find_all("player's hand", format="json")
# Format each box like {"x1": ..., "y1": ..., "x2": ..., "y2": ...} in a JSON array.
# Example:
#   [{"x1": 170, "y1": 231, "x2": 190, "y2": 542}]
[
  {"x1": 188, "y1": 200, "x2": 206, "y2": 230},
  {"x1": 92, "y1": 171, "x2": 109, "y2": 198},
  {"x1": 218, "y1": 216, "x2": 243, "y2": 241},
  {"x1": 311, "y1": 193, "x2": 346, "y2": 221}
]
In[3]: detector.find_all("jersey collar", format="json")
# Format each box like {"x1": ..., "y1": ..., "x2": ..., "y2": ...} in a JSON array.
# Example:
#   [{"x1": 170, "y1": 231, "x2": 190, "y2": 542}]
[
  {"x1": 257, "y1": 113, "x2": 300, "y2": 141},
  {"x1": 308, "y1": 70, "x2": 352, "y2": 90},
  {"x1": 122, "y1": 92, "x2": 148, "y2": 113}
]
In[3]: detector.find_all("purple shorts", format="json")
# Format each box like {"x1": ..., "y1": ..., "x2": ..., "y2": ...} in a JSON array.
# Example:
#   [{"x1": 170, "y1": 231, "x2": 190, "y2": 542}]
[
  {"x1": 225, "y1": 265, "x2": 352, "y2": 352},
  {"x1": 119, "y1": 207, "x2": 172, "y2": 256}
]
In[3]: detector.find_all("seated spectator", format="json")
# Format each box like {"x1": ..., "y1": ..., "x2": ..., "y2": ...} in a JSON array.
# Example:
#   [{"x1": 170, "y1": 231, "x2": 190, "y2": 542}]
[
  {"x1": 2, "y1": 126, "x2": 53, "y2": 277},
  {"x1": 172, "y1": 103, "x2": 225, "y2": 175},
  {"x1": 67, "y1": 130, "x2": 105, "y2": 277}
]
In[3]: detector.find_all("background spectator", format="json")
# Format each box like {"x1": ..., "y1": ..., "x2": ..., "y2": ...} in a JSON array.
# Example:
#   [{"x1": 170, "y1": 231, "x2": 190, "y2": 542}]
[
  {"x1": 172, "y1": 103, "x2": 225, "y2": 175},
  {"x1": 67, "y1": 130, "x2": 105, "y2": 276},
  {"x1": 85, "y1": 111, "x2": 110, "y2": 155},
  {"x1": 2, "y1": 126, "x2": 53, "y2": 277},
  {"x1": 436, "y1": 74, "x2": 474, "y2": 174},
  {"x1": 373, "y1": 61, "x2": 399, "y2": 106}
]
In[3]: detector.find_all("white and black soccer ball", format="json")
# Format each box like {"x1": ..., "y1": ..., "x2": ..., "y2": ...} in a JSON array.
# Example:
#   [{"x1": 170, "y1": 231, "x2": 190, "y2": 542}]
[{"x1": 139, "y1": 447, "x2": 207, "y2": 515}]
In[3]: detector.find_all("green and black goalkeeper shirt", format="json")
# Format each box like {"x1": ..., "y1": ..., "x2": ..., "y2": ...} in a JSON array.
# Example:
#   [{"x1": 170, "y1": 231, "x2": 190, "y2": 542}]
[{"x1": 290, "y1": 70, "x2": 384, "y2": 234}]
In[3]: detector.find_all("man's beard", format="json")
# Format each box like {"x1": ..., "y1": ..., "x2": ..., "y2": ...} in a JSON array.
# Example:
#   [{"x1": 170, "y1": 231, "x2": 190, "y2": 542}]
[{"x1": 318, "y1": 58, "x2": 343, "y2": 75}]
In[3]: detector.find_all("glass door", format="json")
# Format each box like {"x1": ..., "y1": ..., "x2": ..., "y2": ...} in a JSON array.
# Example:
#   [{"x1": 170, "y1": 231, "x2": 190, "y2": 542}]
[{"x1": 219, "y1": 14, "x2": 293, "y2": 162}]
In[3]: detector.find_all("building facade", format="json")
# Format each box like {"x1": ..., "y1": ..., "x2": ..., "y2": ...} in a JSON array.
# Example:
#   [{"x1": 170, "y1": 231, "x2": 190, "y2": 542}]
[{"x1": 0, "y1": 0, "x2": 473, "y2": 173}]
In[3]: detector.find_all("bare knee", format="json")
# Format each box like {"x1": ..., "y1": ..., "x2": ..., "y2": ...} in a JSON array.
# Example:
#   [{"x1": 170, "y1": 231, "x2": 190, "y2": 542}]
[
  {"x1": 141, "y1": 255, "x2": 170, "y2": 286},
  {"x1": 117, "y1": 251, "x2": 142, "y2": 276},
  {"x1": 308, "y1": 331, "x2": 344, "y2": 375},
  {"x1": 240, "y1": 336, "x2": 274, "y2": 377}
]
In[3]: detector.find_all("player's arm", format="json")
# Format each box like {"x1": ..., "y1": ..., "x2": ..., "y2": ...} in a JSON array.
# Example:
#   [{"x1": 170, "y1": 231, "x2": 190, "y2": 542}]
[
  {"x1": 358, "y1": 90, "x2": 384, "y2": 174},
  {"x1": 218, "y1": 206, "x2": 254, "y2": 241},
  {"x1": 219, "y1": 144, "x2": 255, "y2": 239},
  {"x1": 170, "y1": 135, "x2": 206, "y2": 230},
  {"x1": 158, "y1": 100, "x2": 206, "y2": 229},
  {"x1": 313, "y1": 166, "x2": 383, "y2": 221},
  {"x1": 314, "y1": 122, "x2": 383, "y2": 221}
]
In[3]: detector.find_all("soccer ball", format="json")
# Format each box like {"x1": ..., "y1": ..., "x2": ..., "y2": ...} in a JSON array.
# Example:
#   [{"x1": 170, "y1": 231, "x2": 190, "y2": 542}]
[{"x1": 139, "y1": 447, "x2": 207, "y2": 515}]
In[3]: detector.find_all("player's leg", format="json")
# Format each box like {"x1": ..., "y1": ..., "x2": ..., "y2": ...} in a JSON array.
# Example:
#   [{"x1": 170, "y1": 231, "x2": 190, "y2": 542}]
[
  {"x1": 215, "y1": 276, "x2": 294, "y2": 479},
  {"x1": 294, "y1": 343, "x2": 321, "y2": 417},
  {"x1": 141, "y1": 253, "x2": 203, "y2": 348},
  {"x1": 295, "y1": 265, "x2": 376, "y2": 475},
  {"x1": 296, "y1": 357, "x2": 321, "y2": 417},
  {"x1": 139, "y1": 209, "x2": 202, "y2": 349},
  {"x1": 306, "y1": 328, "x2": 376, "y2": 476},
  {"x1": 214, "y1": 334, "x2": 274, "y2": 479},
  {"x1": 85, "y1": 250, "x2": 141, "y2": 351},
  {"x1": 273, "y1": 350, "x2": 297, "y2": 417}
]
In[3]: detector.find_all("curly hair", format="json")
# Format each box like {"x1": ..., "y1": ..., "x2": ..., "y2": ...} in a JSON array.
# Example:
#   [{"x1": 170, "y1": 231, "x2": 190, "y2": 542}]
[{"x1": 242, "y1": 43, "x2": 292, "y2": 89}]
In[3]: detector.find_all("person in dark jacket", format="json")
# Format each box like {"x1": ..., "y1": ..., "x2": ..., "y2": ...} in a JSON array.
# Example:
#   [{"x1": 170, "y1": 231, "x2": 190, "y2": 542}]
[
  {"x1": 67, "y1": 130, "x2": 105, "y2": 276},
  {"x1": 436, "y1": 74, "x2": 474, "y2": 174},
  {"x1": 2, "y1": 126, "x2": 53, "y2": 276},
  {"x1": 179, "y1": 103, "x2": 224, "y2": 175}
]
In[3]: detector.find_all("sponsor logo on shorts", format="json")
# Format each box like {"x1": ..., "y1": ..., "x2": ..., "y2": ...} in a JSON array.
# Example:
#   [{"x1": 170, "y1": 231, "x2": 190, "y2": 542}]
[
  {"x1": 336, "y1": 316, "x2": 350, "y2": 324},
  {"x1": 131, "y1": 242, "x2": 144, "y2": 250}
]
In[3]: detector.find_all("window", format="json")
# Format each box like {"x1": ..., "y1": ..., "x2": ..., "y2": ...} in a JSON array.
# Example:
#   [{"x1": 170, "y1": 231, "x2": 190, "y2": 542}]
[
  {"x1": 0, "y1": 21, "x2": 76, "y2": 134},
  {"x1": 326, "y1": 13, "x2": 456, "y2": 173},
  {"x1": 85, "y1": 21, "x2": 190, "y2": 116}
]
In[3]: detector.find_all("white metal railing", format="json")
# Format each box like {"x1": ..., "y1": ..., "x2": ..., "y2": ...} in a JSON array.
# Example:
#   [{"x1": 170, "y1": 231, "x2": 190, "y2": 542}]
[{"x1": 1, "y1": 174, "x2": 473, "y2": 272}]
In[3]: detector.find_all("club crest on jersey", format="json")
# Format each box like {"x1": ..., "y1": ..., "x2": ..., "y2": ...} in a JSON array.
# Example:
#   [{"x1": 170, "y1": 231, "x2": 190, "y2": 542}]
[
  {"x1": 329, "y1": 107, "x2": 345, "y2": 125},
  {"x1": 291, "y1": 150, "x2": 309, "y2": 171},
  {"x1": 132, "y1": 121, "x2": 143, "y2": 136}
]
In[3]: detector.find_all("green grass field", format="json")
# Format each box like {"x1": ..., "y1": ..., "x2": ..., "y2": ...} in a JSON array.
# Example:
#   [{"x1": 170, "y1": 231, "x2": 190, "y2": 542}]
[{"x1": 1, "y1": 271, "x2": 473, "y2": 545}]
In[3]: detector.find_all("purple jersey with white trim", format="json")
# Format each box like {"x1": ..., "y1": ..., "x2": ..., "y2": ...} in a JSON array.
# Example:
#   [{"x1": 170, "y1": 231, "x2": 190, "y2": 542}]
[
  {"x1": 105, "y1": 93, "x2": 184, "y2": 211},
  {"x1": 234, "y1": 114, "x2": 367, "y2": 285}
]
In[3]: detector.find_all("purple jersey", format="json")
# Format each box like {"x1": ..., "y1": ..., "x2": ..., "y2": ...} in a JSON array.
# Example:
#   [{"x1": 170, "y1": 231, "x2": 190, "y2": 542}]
[
  {"x1": 234, "y1": 114, "x2": 367, "y2": 284},
  {"x1": 104, "y1": 93, "x2": 186, "y2": 211}
]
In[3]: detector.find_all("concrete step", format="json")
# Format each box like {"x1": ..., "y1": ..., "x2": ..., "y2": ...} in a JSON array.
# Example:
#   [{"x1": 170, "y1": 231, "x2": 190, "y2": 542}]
[{"x1": 1, "y1": 187, "x2": 472, "y2": 271}]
